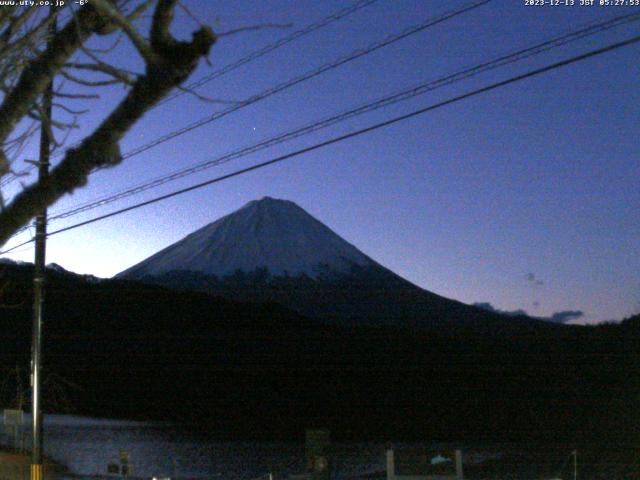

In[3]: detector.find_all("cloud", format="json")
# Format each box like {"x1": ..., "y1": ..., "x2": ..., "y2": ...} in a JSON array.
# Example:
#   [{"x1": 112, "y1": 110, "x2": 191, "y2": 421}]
[
  {"x1": 547, "y1": 310, "x2": 584, "y2": 324},
  {"x1": 473, "y1": 302, "x2": 494, "y2": 311},
  {"x1": 525, "y1": 272, "x2": 544, "y2": 286},
  {"x1": 473, "y1": 302, "x2": 528, "y2": 317},
  {"x1": 474, "y1": 303, "x2": 584, "y2": 324}
]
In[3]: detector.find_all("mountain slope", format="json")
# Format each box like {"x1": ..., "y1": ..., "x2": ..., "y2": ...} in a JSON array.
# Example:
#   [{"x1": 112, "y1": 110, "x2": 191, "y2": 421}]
[
  {"x1": 118, "y1": 197, "x2": 376, "y2": 279},
  {"x1": 1, "y1": 260, "x2": 638, "y2": 448},
  {"x1": 117, "y1": 197, "x2": 541, "y2": 329}
]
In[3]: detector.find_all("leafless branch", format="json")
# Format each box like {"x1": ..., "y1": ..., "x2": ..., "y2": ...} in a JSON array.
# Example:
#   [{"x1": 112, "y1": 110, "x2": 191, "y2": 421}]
[
  {"x1": 0, "y1": 0, "x2": 216, "y2": 245},
  {"x1": 178, "y1": 0, "x2": 206, "y2": 28},
  {"x1": 175, "y1": 85, "x2": 241, "y2": 105},
  {"x1": 78, "y1": 30, "x2": 124, "y2": 54},
  {"x1": 0, "y1": 8, "x2": 37, "y2": 47},
  {"x1": 3, "y1": 10, "x2": 58, "y2": 53},
  {"x1": 126, "y1": 0, "x2": 156, "y2": 23},
  {"x1": 64, "y1": 61, "x2": 138, "y2": 85},
  {"x1": 52, "y1": 103, "x2": 89, "y2": 115},
  {"x1": 59, "y1": 68, "x2": 124, "y2": 87},
  {"x1": 92, "y1": 0, "x2": 156, "y2": 62},
  {"x1": 53, "y1": 91, "x2": 101, "y2": 100},
  {"x1": 52, "y1": 115, "x2": 80, "y2": 154},
  {"x1": 0, "y1": 4, "x2": 110, "y2": 151}
]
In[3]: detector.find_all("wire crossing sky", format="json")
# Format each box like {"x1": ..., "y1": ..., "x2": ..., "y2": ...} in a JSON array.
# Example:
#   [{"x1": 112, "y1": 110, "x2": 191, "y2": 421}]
[
  {"x1": 41, "y1": 11, "x2": 640, "y2": 223},
  {"x1": 1, "y1": 0, "x2": 639, "y2": 324},
  {"x1": 119, "y1": 0, "x2": 492, "y2": 161},
  {"x1": 0, "y1": 0, "x2": 382, "y2": 188},
  {"x1": 3, "y1": 32, "x2": 638, "y2": 253}
]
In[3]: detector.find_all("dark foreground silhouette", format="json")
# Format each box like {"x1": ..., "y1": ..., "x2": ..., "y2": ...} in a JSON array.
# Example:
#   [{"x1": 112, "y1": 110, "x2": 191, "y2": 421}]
[{"x1": 0, "y1": 262, "x2": 637, "y2": 475}]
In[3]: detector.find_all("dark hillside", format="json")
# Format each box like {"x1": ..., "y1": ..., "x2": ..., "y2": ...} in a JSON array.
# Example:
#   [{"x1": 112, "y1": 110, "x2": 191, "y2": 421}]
[
  {"x1": 0, "y1": 262, "x2": 637, "y2": 455},
  {"x1": 133, "y1": 265, "x2": 548, "y2": 332}
]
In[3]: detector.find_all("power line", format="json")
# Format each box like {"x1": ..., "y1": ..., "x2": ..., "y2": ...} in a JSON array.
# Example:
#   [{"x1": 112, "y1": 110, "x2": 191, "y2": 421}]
[
  {"x1": 3, "y1": 13, "x2": 638, "y2": 244},
  {"x1": 0, "y1": 0, "x2": 381, "y2": 187},
  {"x1": 117, "y1": 0, "x2": 492, "y2": 160},
  {"x1": 0, "y1": 0, "x2": 493, "y2": 242},
  {"x1": 2, "y1": 0, "x2": 490, "y2": 189},
  {"x1": 0, "y1": 243, "x2": 34, "y2": 255},
  {"x1": 158, "y1": 0, "x2": 381, "y2": 107},
  {"x1": 45, "y1": 11, "x2": 640, "y2": 222},
  {"x1": 2, "y1": 33, "x2": 636, "y2": 255}
]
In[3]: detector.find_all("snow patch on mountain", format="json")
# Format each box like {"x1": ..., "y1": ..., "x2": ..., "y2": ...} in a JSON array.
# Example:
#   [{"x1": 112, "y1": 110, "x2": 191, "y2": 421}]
[{"x1": 118, "y1": 197, "x2": 378, "y2": 280}]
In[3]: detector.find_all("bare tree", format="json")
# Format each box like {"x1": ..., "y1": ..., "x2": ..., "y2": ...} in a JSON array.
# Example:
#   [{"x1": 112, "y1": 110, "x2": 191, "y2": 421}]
[{"x1": 0, "y1": 0, "x2": 216, "y2": 247}]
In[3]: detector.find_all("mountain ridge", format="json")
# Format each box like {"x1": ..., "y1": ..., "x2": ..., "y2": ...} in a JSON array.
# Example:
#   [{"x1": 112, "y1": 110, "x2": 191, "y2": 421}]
[
  {"x1": 118, "y1": 197, "x2": 377, "y2": 280},
  {"x1": 116, "y1": 197, "x2": 550, "y2": 329},
  {"x1": 0, "y1": 258, "x2": 637, "y2": 448}
]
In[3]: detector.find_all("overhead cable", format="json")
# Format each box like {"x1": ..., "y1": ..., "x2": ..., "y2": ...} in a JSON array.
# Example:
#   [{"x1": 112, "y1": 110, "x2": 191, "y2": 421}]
[
  {"x1": 47, "y1": 11, "x2": 640, "y2": 222},
  {"x1": 2, "y1": 33, "x2": 636, "y2": 255}
]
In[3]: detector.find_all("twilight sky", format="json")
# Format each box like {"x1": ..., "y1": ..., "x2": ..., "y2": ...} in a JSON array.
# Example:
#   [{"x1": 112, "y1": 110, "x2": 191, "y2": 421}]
[{"x1": 1, "y1": 0, "x2": 639, "y2": 324}]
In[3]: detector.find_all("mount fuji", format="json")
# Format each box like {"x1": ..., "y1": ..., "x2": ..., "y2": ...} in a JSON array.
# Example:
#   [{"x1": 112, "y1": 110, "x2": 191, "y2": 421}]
[
  {"x1": 117, "y1": 197, "x2": 537, "y2": 328},
  {"x1": 7, "y1": 198, "x2": 627, "y2": 443},
  {"x1": 118, "y1": 196, "x2": 377, "y2": 279}
]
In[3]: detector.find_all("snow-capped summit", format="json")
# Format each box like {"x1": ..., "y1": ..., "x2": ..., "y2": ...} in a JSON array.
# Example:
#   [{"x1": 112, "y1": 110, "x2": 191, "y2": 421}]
[
  {"x1": 115, "y1": 197, "x2": 542, "y2": 329},
  {"x1": 118, "y1": 197, "x2": 377, "y2": 280}
]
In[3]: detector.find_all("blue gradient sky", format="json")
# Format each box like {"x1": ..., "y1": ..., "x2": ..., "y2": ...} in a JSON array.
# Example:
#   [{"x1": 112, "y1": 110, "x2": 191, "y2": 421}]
[{"x1": 2, "y1": 0, "x2": 639, "y2": 324}]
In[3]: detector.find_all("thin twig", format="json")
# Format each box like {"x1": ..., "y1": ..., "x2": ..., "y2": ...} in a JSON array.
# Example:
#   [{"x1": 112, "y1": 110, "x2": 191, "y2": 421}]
[
  {"x1": 60, "y1": 68, "x2": 125, "y2": 87},
  {"x1": 92, "y1": 0, "x2": 156, "y2": 63},
  {"x1": 53, "y1": 91, "x2": 100, "y2": 100},
  {"x1": 178, "y1": 0, "x2": 206, "y2": 28},
  {"x1": 175, "y1": 85, "x2": 242, "y2": 105},
  {"x1": 65, "y1": 60, "x2": 138, "y2": 85}
]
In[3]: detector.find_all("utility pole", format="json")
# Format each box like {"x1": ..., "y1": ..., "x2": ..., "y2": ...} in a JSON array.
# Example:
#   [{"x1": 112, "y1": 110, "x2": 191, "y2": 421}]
[{"x1": 30, "y1": 7, "x2": 56, "y2": 480}]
